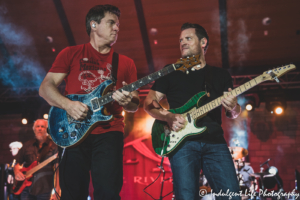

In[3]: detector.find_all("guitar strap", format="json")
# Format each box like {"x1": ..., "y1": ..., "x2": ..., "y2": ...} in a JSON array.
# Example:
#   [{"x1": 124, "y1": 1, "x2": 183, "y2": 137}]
[
  {"x1": 111, "y1": 52, "x2": 119, "y2": 85},
  {"x1": 204, "y1": 65, "x2": 213, "y2": 98}
]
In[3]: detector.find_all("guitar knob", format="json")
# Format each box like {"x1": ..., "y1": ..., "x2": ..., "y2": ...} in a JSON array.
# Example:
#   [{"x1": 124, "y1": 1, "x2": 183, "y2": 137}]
[
  {"x1": 70, "y1": 131, "x2": 77, "y2": 137},
  {"x1": 62, "y1": 133, "x2": 68, "y2": 139},
  {"x1": 75, "y1": 124, "x2": 81, "y2": 129},
  {"x1": 186, "y1": 71, "x2": 189, "y2": 74},
  {"x1": 59, "y1": 128, "x2": 64, "y2": 132},
  {"x1": 172, "y1": 134, "x2": 175, "y2": 137}
]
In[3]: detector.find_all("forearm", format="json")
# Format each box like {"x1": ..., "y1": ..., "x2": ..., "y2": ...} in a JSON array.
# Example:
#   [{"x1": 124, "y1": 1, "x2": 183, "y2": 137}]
[
  {"x1": 144, "y1": 98, "x2": 172, "y2": 122},
  {"x1": 39, "y1": 80, "x2": 70, "y2": 110},
  {"x1": 14, "y1": 163, "x2": 21, "y2": 174},
  {"x1": 226, "y1": 103, "x2": 241, "y2": 119}
]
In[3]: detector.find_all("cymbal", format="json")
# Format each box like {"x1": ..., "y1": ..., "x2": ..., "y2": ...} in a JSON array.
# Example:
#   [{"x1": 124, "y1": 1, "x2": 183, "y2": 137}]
[
  {"x1": 250, "y1": 172, "x2": 275, "y2": 178},
  {"x1": 228, "y1": 147, "x2": 248, "y2": 160}
]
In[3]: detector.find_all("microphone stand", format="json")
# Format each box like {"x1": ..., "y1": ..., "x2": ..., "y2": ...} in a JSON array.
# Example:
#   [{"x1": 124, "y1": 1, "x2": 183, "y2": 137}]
[{"x1": 157, "y1": 156, "x2": 173, "y2": 200}]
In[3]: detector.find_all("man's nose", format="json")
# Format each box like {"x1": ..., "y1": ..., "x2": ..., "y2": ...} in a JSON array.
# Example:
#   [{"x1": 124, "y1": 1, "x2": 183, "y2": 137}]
[{"x1": 114, "y1": 25, "x2": 119, "y2": 32}]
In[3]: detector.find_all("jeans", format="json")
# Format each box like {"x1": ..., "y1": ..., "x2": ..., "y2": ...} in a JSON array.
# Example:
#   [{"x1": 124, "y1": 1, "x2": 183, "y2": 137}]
[
  {"x1": 20, "y1": 187, "x2": 51, "y2": 200},
  {"x1": 169, "y1": 141, "x2": 240, "y2": 200},
  {"x1": 59, "y1": 131, "x2": 124, "y2": 200}
]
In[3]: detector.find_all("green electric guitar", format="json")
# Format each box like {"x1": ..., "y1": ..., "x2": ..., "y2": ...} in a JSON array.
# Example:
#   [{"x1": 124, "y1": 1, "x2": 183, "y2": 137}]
[{"x1": 151, "y1": 64, "x2": 296, "y2": 156}]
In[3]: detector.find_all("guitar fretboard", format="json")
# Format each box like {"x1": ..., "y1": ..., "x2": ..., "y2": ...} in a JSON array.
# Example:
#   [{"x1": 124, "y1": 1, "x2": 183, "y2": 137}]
[
  {"x1": 25, "y1": 154, "x2": 57, "y2": 177},
  {"x1": 190, "y1": 75, "x2": 265, "y2": 119},
  {"x1": 94, "y1": 64, "x2": 177, "y2": 107}
]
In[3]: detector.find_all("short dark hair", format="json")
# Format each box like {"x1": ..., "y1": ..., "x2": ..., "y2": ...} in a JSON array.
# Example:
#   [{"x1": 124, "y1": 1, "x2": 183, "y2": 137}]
[
  {"x1": 181, "y1": 23, "x2": 209, "y2": 52},
  {"x1": 86, "y1": 5, "x2": 121, "y2": 36}
]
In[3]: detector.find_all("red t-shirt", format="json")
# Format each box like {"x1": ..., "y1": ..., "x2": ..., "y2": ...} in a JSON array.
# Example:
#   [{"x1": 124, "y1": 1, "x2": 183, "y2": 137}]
[{"x1": 49, "y1": 43, "x2": 137, "y2": 134}]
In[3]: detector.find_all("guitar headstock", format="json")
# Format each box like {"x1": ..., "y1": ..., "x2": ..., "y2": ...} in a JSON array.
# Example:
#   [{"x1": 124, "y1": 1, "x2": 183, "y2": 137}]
[
  {"x1": 174, "y1": 55, "x2": 201, "y2": 73},
  {"x1": 262, "y1": 64, "x2": 296, "y2": 82}
]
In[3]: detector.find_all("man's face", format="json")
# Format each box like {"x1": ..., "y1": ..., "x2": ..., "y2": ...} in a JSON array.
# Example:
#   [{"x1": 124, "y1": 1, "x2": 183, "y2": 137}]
[
  {"x1": 33, "y1": 120, "x2": 48, "y2": 141},
  {"x1": 10, "y1": 147, "x2": 19, "y2": 156},
  {"x1": 179, "y1": 28, "x2": 202, "y2": 58},
  {"x1": 96, "y1": 12, "x2": 120, "y2": 45}
]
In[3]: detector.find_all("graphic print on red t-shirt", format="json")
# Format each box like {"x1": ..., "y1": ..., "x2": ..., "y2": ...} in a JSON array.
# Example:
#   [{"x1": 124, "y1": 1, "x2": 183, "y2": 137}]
[{"x1": 78, "y1": 57, "x2": 112, "y2": 93}]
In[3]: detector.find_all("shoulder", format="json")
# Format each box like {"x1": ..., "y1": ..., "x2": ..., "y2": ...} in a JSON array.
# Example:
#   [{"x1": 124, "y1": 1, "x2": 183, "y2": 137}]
[
  {"x1": 207, "y1": 65, "x2": 230, "y2": 74},
  {"x1": 59, "y1": 44, "x2": 86, "y2": 53},
  {"x1": 21, "y1": 139, "x2": 36, "y2": 151},
  {"x1": 207, "y1": 65, "x2": 232, "y2": 79},
  {"x1": 66, "y1": 43, "x2": 86, "y2": 53},
  {"x1": 24, "y1": 139, "x2": 36, "y2": 146},
  {"x1": 116, "y1": 53, "x2": 134, "y2": 64}
]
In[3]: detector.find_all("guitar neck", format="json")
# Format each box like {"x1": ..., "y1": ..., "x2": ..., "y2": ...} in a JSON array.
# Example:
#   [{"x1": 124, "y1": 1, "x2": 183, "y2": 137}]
[
  {"x1": 191, "y1": 75, "x2": 265, "y2": 119},
  {"x1": 95, "y1": 64, "x2": 177, "y2": 106},
  {"x1": 25, "y1": 154, "x2": 57, "y2": 177}
]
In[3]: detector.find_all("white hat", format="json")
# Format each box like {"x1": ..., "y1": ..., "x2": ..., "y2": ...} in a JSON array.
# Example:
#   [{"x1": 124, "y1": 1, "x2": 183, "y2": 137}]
[{"x1": 9, "y1": 141, "x2": 23, "y2": 149}]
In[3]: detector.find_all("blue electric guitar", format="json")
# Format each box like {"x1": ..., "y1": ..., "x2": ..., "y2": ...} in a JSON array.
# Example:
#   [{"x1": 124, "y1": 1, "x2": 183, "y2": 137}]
[
  {"x1": 48, "y1": 55, "x2": 201, "y2": 147},
  {"x1": 151, "y1": 64, "x2": 296, "y2": 156}
]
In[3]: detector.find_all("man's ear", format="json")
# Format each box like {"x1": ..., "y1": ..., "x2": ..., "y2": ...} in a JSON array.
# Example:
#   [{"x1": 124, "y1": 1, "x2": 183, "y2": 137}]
[{"x1": 201, "y1": 38, "x2": 208, "y2": 48}]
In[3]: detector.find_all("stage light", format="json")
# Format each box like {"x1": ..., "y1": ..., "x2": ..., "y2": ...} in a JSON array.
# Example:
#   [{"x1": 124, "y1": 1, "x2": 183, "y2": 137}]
[
  {"x1": 262, "y1": 17, "x2": 271, "y2": 25},
  {"x1": 245, "y1": 103, "x2": 253, "y2": 111},
  {"x1": 242, "y1": 94, "x2": 259, "y2": 112},
  {"x1": 122, "y1": 111, "x2": 125, "y2": 116},
  {"x1": 266, "y1": 99, "x2": 286, "y2": 115},
  {"x1": 22, "y1": 118, "x2": 28, "y2": 125},
  {"x1": 150, "y1": 28, "x2": 158, "y2": 36},
  {"x1": 21, "y1": 108, "x2": 34, "y2": 124},
  {"x1": 43, "y1": 114, "x2": 49, "y2": 119},
  {"x1": 275, "y1": 107, "x2": 283, "y2": 115}
]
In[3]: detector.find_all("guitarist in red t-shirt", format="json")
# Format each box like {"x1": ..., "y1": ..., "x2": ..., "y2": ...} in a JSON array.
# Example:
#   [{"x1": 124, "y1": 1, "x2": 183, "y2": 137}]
[{"x1": 39, "y1": 5, "x2": 139, "y2": 200}]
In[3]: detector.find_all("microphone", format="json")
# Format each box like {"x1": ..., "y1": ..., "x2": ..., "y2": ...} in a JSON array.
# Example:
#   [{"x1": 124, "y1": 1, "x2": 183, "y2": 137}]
[{"x1": 260, "y1": 158, "x2": 271, "y2": 167}]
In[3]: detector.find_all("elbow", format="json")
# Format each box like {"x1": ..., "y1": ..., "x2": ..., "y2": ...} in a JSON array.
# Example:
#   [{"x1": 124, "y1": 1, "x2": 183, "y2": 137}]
[{"x1": 39, "y1": 83, "x2": 46, "y2": 99}]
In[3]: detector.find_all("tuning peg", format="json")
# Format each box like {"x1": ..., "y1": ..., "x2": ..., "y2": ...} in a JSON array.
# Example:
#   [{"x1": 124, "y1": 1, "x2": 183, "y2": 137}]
[{"x1": 186, "y1": 70, "x2": 189, "y2": 74}]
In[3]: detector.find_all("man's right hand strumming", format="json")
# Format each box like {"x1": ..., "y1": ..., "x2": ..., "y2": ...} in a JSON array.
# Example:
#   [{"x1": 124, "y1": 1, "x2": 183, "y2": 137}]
[
  {"x1": 64, "y1": 100, "x2": 89, "y2": 121},
  {"x1": 166, "y1": 113, "x2": 186, "y2": 132}
]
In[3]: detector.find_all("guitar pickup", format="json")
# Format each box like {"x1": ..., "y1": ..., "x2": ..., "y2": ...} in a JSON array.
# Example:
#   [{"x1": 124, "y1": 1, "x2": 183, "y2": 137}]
[
  {"x1": 187, "y1": 113, "x2": 191, "y2": 123},
  {"x1": 91, "y1": 97, "x2": 100, "y2": 112}
]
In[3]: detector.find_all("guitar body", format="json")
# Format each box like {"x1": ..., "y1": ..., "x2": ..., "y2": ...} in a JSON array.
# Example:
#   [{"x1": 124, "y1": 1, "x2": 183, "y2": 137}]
[
  {"x1": 48, "y1": 80, "x2": 114, "y2": 147},
  {"x1": 151, "y1": 64, "x2": 297, "y2": 156},
  {"x1": 13, "y1": 161, "x2": 37, "y2": 195},
  {"x1": 152, "y1": 91, "x2": 208, "y2": 156}
]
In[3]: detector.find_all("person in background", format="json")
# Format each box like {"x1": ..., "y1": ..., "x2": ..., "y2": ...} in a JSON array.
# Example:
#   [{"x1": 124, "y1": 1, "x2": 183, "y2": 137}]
[
  {"x1": 14, "y1": 119, "x2": 60, "y2": 200},
  {"x1": 6, "y1": 141, "x2": 23, "y2": 200}
]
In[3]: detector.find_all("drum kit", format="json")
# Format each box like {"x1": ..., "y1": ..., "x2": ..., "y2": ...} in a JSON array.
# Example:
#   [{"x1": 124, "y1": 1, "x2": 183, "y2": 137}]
[{"x1": 199, "y1": 146, "x2": 279, "y2": 200}]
